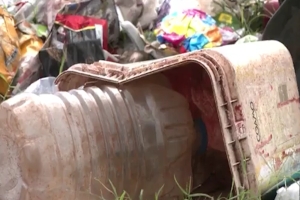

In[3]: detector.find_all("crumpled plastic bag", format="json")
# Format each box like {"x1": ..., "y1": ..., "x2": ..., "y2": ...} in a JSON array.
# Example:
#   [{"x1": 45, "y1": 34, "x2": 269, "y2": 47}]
[
  {"x1": 275, "y1": 181, "x2": 300, "y2": 200},
  {"x1": 115, "y1": 0, "x2": 158, "y2": 28},
  {"x1": 23, "y1": 76, "x2": 86, "y2": 95},
  {"x1": 218, "y1": 27, "x2": 239, "y2": 45},
  {"x1": 24, "y1": 76, "x2": 57, "y2": 94},
  {"x1": 155, "y1": 9, "x2": 222, "y2": 51},
  {"x1": 236, "y1": 35, "x2": 259, "y2": 44}
]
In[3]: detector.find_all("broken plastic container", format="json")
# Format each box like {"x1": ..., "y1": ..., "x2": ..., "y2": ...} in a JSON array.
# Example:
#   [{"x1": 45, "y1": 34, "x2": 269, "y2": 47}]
[
  {"x1": 0, "y1": 75, "x2": 195, "y2": 200},
  {"x1": 54, "y1": 40, "x2": 300, "y2": 198}
]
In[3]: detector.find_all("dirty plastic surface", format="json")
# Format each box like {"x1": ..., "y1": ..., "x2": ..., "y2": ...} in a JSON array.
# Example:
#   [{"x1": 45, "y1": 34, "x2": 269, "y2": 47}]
[
  {"x1": 0, "y1": 75, "x2": 195, "y2": 200},
  {"x1": 54, "y1": 41, "x2": 300, "y2": 195}
]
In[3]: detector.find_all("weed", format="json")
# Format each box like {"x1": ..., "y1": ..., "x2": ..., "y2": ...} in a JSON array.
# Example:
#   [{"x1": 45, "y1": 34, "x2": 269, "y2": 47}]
[
  {"x1": 0, "y1": 71, "x2": 20, "y2": 102},
  {"x1": 213, "y1": 0, "x2": 277, "y2": 36},
  {"x1": 89, "y1": 175, "x2": 262, "y2": 200}
]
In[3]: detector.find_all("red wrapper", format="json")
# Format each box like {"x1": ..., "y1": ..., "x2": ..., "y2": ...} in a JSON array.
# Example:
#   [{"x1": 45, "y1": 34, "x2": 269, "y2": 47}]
[{"x1": 55, "y1": 14, "x2": 108, "y2": 50}]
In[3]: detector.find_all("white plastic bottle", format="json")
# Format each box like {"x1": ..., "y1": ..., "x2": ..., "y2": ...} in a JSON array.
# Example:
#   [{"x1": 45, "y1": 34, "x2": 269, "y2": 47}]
[{"x1": 0, "y1": 75, "x2": 196, "y2": 200}]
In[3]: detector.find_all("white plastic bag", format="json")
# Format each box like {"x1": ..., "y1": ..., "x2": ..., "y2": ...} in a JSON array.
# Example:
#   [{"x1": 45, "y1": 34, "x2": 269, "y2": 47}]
[
  {"x1": 24, "y1": 77, "x2": 58, "y2": 95},
  {"x1": 275, "y1": 181, "x2": 300, "y2": 200}
]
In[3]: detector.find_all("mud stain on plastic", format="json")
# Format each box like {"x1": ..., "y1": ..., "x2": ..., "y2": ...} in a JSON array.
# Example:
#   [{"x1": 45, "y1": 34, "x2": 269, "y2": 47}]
[
  {"x1": 255, "y1": 134, "x2": 272, "y2": 152},
  {"x1": 282, "y1": 147, "x2": 300, "y2": 159},
  {"x1": 274, "y1": 157, "x2": 282, "y2": 170},
  {"x1": 273, "y1": 147, "x2": 300, "y2": 170},
  {"x1": 234, "y1": 104, "x2": 244, "y2": 122}
]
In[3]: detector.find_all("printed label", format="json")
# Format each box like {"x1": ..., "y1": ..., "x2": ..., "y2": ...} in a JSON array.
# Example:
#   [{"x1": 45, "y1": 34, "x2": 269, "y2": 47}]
[{"x1": 5, "y1": 48, "x2": 18, "y2": 71}]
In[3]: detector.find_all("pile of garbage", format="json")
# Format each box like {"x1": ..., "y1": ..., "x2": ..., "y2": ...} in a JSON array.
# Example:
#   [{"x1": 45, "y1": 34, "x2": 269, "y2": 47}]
[
  {"x1": 0, "y1": 0, "x2": 279, "y2": 98},
  {"x1": 3, "y1": 1, "x2": 300, "y2": 200}
]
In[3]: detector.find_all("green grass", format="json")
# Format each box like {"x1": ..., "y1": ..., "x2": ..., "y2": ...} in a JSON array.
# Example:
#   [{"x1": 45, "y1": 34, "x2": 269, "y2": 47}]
[
  {"x1": 88, "y1": 176, "x2": 261, "y2": 200},
  {"x1": 90, "y1": 173, "x2": 300, "y2": 200},
  {"x1": 213, "y1": 0, "x2": 277, "y2": 36},
  {"x1": 0, "y1": 71, "x2": 19, "y2": 102}
]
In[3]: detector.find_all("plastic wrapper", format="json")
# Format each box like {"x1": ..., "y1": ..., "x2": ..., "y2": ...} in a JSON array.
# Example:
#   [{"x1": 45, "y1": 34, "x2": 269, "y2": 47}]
[
  {"x1": 11, "y1": 21, "x2": 44, "y2": 95},
  {"x1": 57, "y1": 0, "x2": 119, "y2": 46},
  {"x1": 39, "y1": 14, "x2": 107, "y2": 77},
  {"x1": 54, "y1": 14, "x2": 108, "y2": 51},
  {"x1": 0, "y1": 8, "x2": 21, "y2": 96},
  {"x1": 65, "y1": 40, "x2": 105, "y2": 66},
  {"x1": 5, "y1": 0, "x2": 119, "y2": 46},
  {"x1": 12, "y1": 56, "x2": 41, "y2": 96},
  {"x1": 4, "y1": 0, "x2": 53, "y2": 31},
  {"x1": 218, "y1": 27, "x2": 240, "y2": 45},
  {"x1": 54, "y1": 14, "x2": 107, "y2": 67},
  {"x1": 214, "y1": 11, "x2": 243, "y2": 45},
  {"x1": 155, "y1": 9, "x2": 222, "y2": 52}
]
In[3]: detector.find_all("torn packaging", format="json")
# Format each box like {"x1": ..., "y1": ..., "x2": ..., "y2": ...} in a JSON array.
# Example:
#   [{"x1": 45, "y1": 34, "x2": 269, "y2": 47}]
[
  {"x1": 58, "y1": 0, "x2": 120, "y2": 45},
  {"x1": 115, "y1": 0, "x2": 158, "y2": 28},
  {"x1": 39, "y1": 15, "x2": 107, "y2": 77},
  {"x1": 54, "y1": 14, "x2": 108, "y2": 50},
  {"x1": 55, "y1": 14, "x2": 107, "y2": 67},
  {"x1": 0, "y1": 8, "x2": 21, "y2": 96}
]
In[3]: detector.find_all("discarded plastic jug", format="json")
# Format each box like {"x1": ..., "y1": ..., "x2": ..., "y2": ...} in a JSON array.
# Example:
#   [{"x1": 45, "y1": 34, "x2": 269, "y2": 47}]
[{"x1": 0, "y1": 76, "x2": 195, "y2": 200}]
